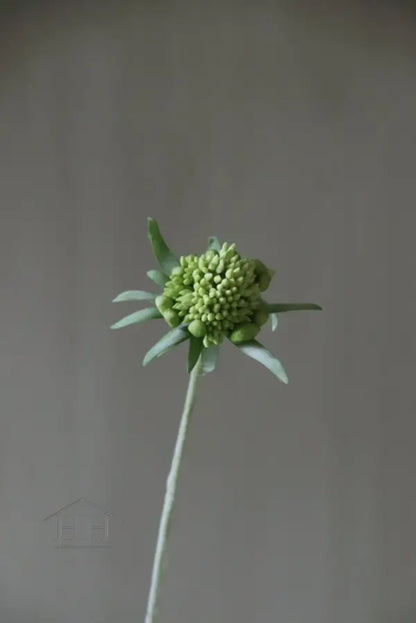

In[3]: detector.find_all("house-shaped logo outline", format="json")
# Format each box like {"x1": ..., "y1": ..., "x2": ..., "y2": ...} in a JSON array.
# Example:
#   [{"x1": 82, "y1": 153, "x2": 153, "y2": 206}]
[{"x1": 43, "y1": 498, "x2": 112, "y2": 548}]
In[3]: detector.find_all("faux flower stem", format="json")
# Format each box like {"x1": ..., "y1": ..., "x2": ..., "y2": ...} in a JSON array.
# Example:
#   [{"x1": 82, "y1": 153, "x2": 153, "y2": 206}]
[{"x1": 144, "y1": 357, "x2": 202, "y2": 623}]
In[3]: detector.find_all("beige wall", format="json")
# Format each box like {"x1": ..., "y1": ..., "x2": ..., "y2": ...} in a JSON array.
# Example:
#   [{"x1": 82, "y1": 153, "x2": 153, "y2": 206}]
[{"x1": 1, "y1": 2, "x2": 416, "y2": 621}]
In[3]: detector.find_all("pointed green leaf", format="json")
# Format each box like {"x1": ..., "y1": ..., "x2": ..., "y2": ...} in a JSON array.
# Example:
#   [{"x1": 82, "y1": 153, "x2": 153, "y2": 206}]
[
  {"x1": 271, "y1": 313, "x2": 278, "y2": 331},
  {"x1": 143, "y1": 326, "x2": 190, "y2": 366},
  {"x1": 201, "y1": 346, "x2": 218, "y2": 375},
  {"x1": 188, "y1": 336, "x2": 203, "y2": 373},
  {"x1": 147, "y1": 218, "x2": 180, "y2": 276},
  {"x1": 207, "y1": 236, "x2": 221, "y2": 252},
  {"x1": 147, "y1": 269, "x2": 168, "y2": 287},
  {"x1": 234, "y1": 340, "x2": 289, "y2": 384},
  {"x1": 110, "y1": 307, "x2": 162, "y2": 329},
  {"x1": 264, "y1": 303, "x2": 322, "y2": 313},
  {"x1": 112, "y1": 290, "x2": 156, "y2": 303}
]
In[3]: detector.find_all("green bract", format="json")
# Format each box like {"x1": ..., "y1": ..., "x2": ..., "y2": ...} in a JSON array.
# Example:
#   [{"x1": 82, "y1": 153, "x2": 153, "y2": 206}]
[{"x1": 111, "y1": 218, "x2": 322, "y2": 382}]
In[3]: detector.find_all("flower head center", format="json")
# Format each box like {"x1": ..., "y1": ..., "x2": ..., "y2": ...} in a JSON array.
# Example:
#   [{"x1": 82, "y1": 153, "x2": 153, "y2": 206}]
[{"x1": 156, "y1": 242, "x2": 272, "y2": 346}]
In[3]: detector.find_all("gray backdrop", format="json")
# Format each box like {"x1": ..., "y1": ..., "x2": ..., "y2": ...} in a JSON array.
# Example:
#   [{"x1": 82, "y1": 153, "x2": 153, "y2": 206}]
[{"x1": 1, "y1": 1, "x2": 416, "y2": 622}]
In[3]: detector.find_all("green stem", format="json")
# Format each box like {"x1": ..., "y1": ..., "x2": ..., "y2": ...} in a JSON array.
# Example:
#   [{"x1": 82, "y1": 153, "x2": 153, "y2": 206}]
[{"x1": 144, "y1": 357, "x2": 202, "y2": 623}]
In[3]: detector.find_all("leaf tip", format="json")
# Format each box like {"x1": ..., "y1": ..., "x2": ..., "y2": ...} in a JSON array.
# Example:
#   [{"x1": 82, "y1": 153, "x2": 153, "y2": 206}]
[{"x1": 147, "y1": 217, "x2": 156, "y2": 237}]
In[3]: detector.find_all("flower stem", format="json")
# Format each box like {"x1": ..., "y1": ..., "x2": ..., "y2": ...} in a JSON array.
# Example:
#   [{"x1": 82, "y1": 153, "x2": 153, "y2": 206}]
[{"x1": 144, "y1": 357, "x2": 202, "y2": 623}]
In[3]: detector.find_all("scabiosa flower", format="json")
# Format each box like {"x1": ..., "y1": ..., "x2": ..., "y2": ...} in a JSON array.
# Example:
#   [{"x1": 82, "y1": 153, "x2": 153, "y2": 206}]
[
  {"x1": 111, "y1": 218, "x2": 321, "y2": 623},
  {"x1": 111, "y1": 218, "x2": 321, "y2": 382}
]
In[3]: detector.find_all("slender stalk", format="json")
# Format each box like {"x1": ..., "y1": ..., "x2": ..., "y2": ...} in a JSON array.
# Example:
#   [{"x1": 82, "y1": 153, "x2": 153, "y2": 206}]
[{"x1": 144, "y1": 357, "x2": 202, "y2": 623}]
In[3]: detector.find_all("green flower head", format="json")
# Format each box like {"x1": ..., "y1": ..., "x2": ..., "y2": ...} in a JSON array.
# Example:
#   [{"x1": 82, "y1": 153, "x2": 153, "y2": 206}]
[
  {"x1": 156, "y1": 243, "x2": 273, "y2": 347},
  {"x1": 111, "y1": 218, "x2": 321, "y2": 382}
]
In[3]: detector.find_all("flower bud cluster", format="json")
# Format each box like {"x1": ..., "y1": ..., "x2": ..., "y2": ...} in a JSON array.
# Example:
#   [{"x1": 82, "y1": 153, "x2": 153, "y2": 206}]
[{"x1": 156, "y1": 242, "x2": 273, "y2": 347}]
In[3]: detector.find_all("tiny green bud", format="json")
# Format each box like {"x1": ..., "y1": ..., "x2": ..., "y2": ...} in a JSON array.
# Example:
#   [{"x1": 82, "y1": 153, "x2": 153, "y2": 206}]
[
  {"x1": 178, "y1": 293, "x2": 193, "y2": 309},
  {"x1": 253, "y1": 309, "x2": 269, "y2": 326},
  {"x1": 254, "y1": 259, "x2": 273, "y2": 292},
  {"x1": 155, "y1": 295, "x2": 174, "y2": 313},
  {"x1": 188, "y1": 319, "x2": 206, "y2": 337},
  {"x1": 163, "y1": 309, "x2": 180, "y2": 327},
  {"x1": 229, "y1": 323, "x2": 260, "y2": 343},
  {"x1": 252, "y1": 259, "x2": 264, "y2": 272},
  {"x1": 258, "y1": 271, "x2": 272, "y2": 292}
]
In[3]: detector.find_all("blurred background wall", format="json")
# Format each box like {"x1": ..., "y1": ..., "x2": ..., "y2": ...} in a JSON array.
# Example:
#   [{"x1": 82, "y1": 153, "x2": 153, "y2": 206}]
[{"x1": 1, "y1": 1, "x2": 416, "y2": 621}]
